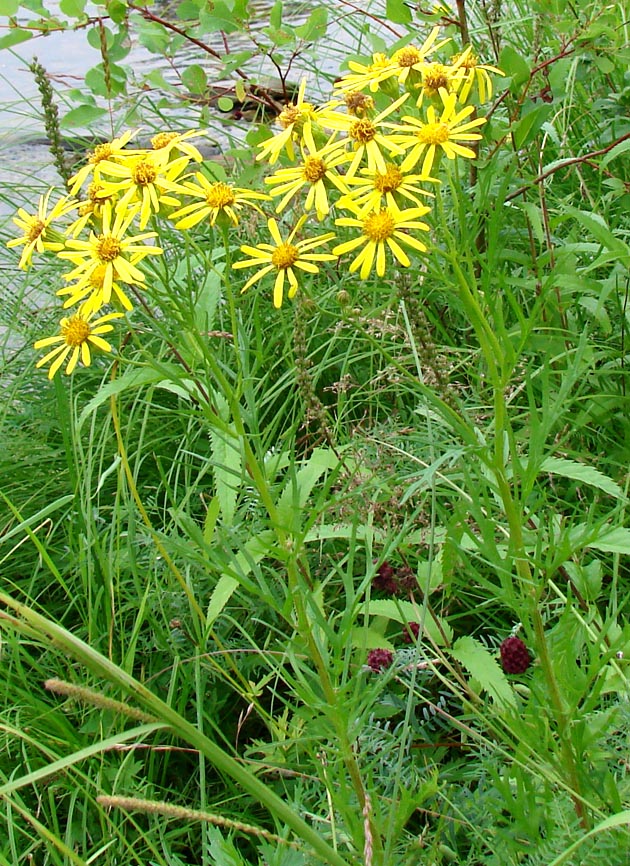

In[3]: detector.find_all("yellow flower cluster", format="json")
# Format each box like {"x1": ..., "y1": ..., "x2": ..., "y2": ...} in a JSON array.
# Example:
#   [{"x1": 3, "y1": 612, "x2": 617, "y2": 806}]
[
  {"x1": 7, "y1": 27, "x2": 502, "y2": 375},
  {"x1": 239, "y1": 26, "x2": 502, "y2": 302},
  {"x1": 8, "y1": 130, "x2": 268, "y2": 376}
]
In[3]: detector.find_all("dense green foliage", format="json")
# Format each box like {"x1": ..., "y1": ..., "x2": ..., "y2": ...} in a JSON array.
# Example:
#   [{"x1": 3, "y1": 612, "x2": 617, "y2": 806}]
[{"x1": 2, "y1": 0, "x2": 630, "y2": 863}]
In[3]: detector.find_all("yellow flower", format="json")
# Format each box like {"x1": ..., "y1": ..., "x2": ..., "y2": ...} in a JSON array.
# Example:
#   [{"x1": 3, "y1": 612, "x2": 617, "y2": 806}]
[
  {"x1": 68, "y1": 129, "x2": 140, "y2": 195},
  {"x1": 389, "y1": 28, "x2": 451, "y2": 86},
  {"x1": 334, "y1": 53, "x2": 397, "y2": 94},
  {"x1": 324, "y1": 92, "x2": 409, "y2": 177},
  {"x1": 7, "y1": 190, "x2": 77, "y2": 269},
  {"x1": 34, "y1": 306, "x2": 123, "y2": 378},
  {"x1": 333, "y1": 205, "x2": 430, "y2": 279},
  {"x1": 58, "y1": 202, "x2": 163, "y2": 298},
  {"x1": 233, "y1": 216, "x2": 336, "y2": 308},
  {"x1": 57, "y1": 262, "x2": 133, "y2": 313},
  {"x1": 451, "y1": 48, "x2": 504, "y2": 104},
  {"x1": 66, "y1": 182, "x2": 116, "y2": 237},
  {"x1": 150, "y1": 129, "x2": 206, "y2": 163},
  {"x1": 264, "y1": 132, "x2": 350, "y2": 220},
  {"x1": 339, "y1": 163, "x2": 436, "y2": 216},
  {"x1": 170, "y1": 174, "x2": 269, "y2": 229},
  {"x1": 392, "y1": 91, "x2": 486, "y2": 175},
  {"x1": 255, "y1": 78, "x2": 339, "y2": 164},
  {"x1": 414, "y1": 62, "x2": 464, "y2": 106},
  {"x1": 96, "y1": 152, "x2": 191, "y2": 229}
]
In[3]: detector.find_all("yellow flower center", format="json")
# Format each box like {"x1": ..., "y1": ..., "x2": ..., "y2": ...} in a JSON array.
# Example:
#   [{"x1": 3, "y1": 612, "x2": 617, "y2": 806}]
[
  {"x1": 344, "y1": 91, "x2": 374, "y2": 116},
  {"x1": 374, "y1": 165, "x2": 403, "y2": 193},
  {"x1": 78, "y1": 202, "x2": 94, "y2": 217},
  {"x1": 89, "y1": 143, "x2": 112, "y2": 164},
  {"x1": 27, "y1": 219, "x2": 45, "y2": 242},
  {"x1": 206, "y1": 182, "x2": 236, "y2": 208},
  {"x1": 132, "y1": 160, "x2": 158, "y2": 186},
  {"x1": 350, "y1": 119, "x2": 376, "y2": 144},
  {"x1": 271, "y1": 243, "x2": 300, "y2": 269},
  {"x1": 417, "y1": 122, "x2": 451, "y2": 145},
  {"x1": 279, "y1": 102, "x2": 314, "y2": 129},
  {"x1": 453, "y1": 51, "x2": 478, "y2": 70},
  {"x1": 151, "y1": 132, "x2": 178, "y2": 149},
  {"x1": 394, "y1": 46, "x2": 422, "y2": 68},
  {"x1": 422, "y1": 64, "x2": 452, "y2": 95},
  {"x1": 89, "y1": 265, "x2": 108, "y2": 288},
  {"x1": 302, "y1": 157, "x2": 327, "y2": 183},
  {"x1": 88, "y1": 182, "x2": 106, "y2": 202},
  {"x1": 96, "y1": 235, "x2": 122, "y2": 262},
  {"x1": 362, "y1": 209, "x2": 396, "y2": 241},
  {"x1": 61, "y1": 316, "x2": 91, "y2": 347}
]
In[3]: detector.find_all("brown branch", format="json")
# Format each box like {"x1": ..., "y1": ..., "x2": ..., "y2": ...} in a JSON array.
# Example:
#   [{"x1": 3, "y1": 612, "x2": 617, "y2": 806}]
[{"x1": 505, "y1": 131, "x2": 630, "y2": 202}]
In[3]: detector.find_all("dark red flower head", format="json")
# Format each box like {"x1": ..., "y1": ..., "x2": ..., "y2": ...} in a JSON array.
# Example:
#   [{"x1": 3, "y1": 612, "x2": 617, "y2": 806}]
[
  {"x1": 367, "y1": 648, "x2": 394, "y2": 672},
  {"x1": 500, "y1": 637, "x2": 531, "y2": 674},
  {"x1": 401, "y1": 621, "x2": 420, "y2": 644}
]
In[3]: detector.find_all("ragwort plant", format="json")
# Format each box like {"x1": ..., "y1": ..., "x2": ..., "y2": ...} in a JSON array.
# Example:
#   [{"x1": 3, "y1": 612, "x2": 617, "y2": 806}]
[{"x1": 3, "y1": 0, "x2": 630, "y2": 863}]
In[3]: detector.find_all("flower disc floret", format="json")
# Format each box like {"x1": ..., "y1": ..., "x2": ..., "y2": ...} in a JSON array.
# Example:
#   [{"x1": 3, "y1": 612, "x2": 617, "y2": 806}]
[
  {"x1": 271, "y1": 243, "x2": 300, "y2": 268},
  {"x1": 302, "y1": 157, "x2": 327, "y2": 183},
  {"x1": 374, "y1": 165, "x2": 403, "y2": 193},
  {"x1": 363, "y1": 209, "x2": 396, "y2": 241},
  {"x1": 206, "y1": 182, "x2": 236, "y2": 208},
  {"x1": 96, "y1": 235, "x2": 122, "y2": 262}
]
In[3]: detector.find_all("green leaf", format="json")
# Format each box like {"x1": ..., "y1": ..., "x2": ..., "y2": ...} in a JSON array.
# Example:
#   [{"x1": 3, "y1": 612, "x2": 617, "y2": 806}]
[
  {"x1": 59, "y1": 0, "x2": 85, "y2": 16},
  {"x1": 540, "y1": 456, "x2": 626, "y2": 501},
  {"x1": 385, "y1": 0, "x2": 412, "y2": 24},
  {"x1": 512, "y1": 103, "x2": 551, "y2": 149},
  {"x1": 217, "y1": 95, "x2": 233, "y2": 112},
  {"x1": 350, "y1": 627, "x2": 396, "y2": 651},
  {"x1": 294, "y1": 6, "x2": 327, "y2": 40},
  {"x1": 0, "y1": 0, "x2": 20, "y2": 13},
  {"x1": 107, "y1": 0, "x2": 127, "y2": 24},
  {"x1": 182, "y1": 63, "x2": 207, "y2": 95},
  {"x1": 269, "y1": 0, "x2": 282, "y2": 29},
  {"x1": 0, "y1": 28, "x2": 33, "y2": 50},
  {"x1": 85, "y1": 63, "x2": 127, "y2": 97},
  {"x1": 199, "y1": 1, "x2": 241, "y2": 33},
  {"x1": 451, "y1": 636, "x2": 517, "y2": 708},
  {"x1": 210, "y1": 395, "x2": 241, "y2": 528},
  {"x1": 587, "y1": 526, "x2": 630, "y2": 555},
  {"x1": 499, "y1": 45, "x2": 530, "y2": 88},
  {"x1": 60, "y1": 104, "x2": 108, "y2": 128}
]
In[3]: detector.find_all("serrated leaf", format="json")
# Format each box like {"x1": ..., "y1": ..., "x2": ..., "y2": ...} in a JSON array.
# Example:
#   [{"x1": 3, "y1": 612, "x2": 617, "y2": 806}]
[
  {"x1": 360, "y1": 599, "x2": 453, "y2": 646},
  {"x1": 350, "y1": 628, "x2": 396, "y2": 651},
  {"x1": 540, "y1": 456, "x2": 626, "y2": 500},
  {"x1": 451, "y1": 636, "x2": 517, "y2": 708}
]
